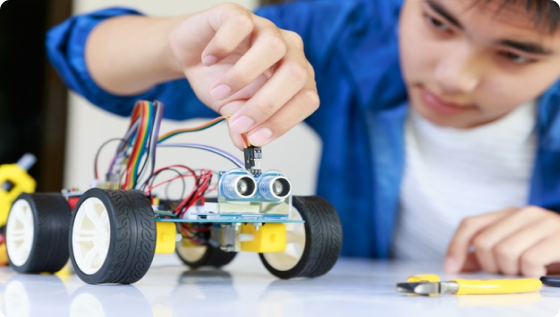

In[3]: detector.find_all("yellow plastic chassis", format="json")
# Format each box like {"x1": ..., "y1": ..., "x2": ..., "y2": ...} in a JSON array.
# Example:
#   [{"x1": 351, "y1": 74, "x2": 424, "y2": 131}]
[{"x1": 155, "y1": 221, "x2": 287, "y2": 254}]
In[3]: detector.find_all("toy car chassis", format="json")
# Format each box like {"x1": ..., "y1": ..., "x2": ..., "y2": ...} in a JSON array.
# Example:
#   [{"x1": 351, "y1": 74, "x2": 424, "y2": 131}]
[{"x1": 4, "y1": 101, "x2": 343, "y2": 284}]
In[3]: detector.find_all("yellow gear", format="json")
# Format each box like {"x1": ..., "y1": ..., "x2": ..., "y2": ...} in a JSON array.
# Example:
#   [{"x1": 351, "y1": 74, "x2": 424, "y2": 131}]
[
  {"x1": 0, "y1": 163, "x2": 36, "y2": 267},
  {"x1": 0, "y1": 163, "x2": 36, "y2": 227}
]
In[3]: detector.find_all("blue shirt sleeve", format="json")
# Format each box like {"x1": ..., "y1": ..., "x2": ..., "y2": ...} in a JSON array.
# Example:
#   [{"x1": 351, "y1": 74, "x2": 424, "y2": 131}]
[{"x1": 45, "y1": 7, "x2": 215, "y2": 120}]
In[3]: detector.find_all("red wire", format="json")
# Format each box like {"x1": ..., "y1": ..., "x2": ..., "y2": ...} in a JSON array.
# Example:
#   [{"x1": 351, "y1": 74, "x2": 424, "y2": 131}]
[
  {"x1": 152, "y1": 165, "x2": 197, "y2": 178},
  {"x1": 129, "y1": 101, "x2": 142, "y2": 129},
  {"x1": 241, "y1": 134, "x2": 249, "y2": 148},
  {"x1": 180, "y1": 225, "x2": 204, "y2": 244},
  {"x1": 124, "y1": 103, "x2": 148, "y2": 189},
  {"x1": 144, "y1": 174, "x2": 196, "y2": 194},
  {"x1": 175, "y1": 169, "x2": 213, "y2": 217},
  {"x1": 144, "y1": 164, "x2": 199, "y2": 196},
  {"x1": 120, "y1": 101, "x2": 143, "y2": 185},
  {"x1": 184, "y1": 224, "x2": 211, "y2": 232}
]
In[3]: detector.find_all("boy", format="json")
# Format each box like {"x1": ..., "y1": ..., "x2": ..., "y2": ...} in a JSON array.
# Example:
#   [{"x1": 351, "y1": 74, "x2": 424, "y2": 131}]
[{"x1": 46, "y1": 0, "x2": 560, "y2": 277}]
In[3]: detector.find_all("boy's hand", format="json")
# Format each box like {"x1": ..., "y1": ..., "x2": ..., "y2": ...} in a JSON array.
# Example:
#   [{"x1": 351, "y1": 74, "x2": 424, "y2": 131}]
[
  {"x1": 444, "y1": 206, "x2": 560, "y2": 277},
  {"x1": 168, "y1": 3, "x2": 318, "y2": 149}
]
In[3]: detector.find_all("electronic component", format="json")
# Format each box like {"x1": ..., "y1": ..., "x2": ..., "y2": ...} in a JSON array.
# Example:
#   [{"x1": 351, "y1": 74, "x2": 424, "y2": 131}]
[
  {"x1": 219, "y1": 169, "x2": 257, "y2": 200},
  {"x1": 258, "y1": 172, "x2": 292, "y2": 200},
  {"x1": 4, "y1": 99, "x2": 343, "y2": 284},
  {"x1": 244, "y1": 146, "x2": 262, "y2": 176}
]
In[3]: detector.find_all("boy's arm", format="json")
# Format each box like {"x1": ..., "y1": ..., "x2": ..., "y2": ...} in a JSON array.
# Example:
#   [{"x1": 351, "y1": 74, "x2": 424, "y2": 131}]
[
  {"x1": 84, "y1": 14, "x2": 184, "y2": 96},
  {"x1": 47, "y1": 4, "x2": 319, "y2": 149},
  {"x1": 46, "y1": 8, "x2": 212, "y2": 119}
]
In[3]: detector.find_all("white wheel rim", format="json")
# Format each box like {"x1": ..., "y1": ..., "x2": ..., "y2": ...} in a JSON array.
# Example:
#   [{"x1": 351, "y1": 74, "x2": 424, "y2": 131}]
[
  {"x1": 72, "y1": 197, "x2": 111, "y2": 275},
  {"x1": 262, "y1": 206, "x2": 306, "y2": 271},
  {"x1": 6, "y1": 199, "x2": 35, "y2": 267},
  {"x1": 176, "y1": 241, "x2": 207, "y2": 263}
]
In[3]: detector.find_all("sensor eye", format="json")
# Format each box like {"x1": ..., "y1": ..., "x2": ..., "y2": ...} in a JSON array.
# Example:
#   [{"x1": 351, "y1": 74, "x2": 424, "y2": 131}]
[
  {"x1": 236, "y1": 177, "x2": 255, "y2": 197},
  {"x1": 221, "y1": 173, "x2": 257, "y2": 199},
  {"x1": 237, "y1": 179, "x2": 248, "y2": 194},
  {"x1": 272, "y1": 178, "x2": 290, "y2": 197},
  {"x1": 272, "y1": 180, "x2": 283, "y2": 196},
  {"x1": 258, "y1": 176, "x2": 291, "y2": 200}
]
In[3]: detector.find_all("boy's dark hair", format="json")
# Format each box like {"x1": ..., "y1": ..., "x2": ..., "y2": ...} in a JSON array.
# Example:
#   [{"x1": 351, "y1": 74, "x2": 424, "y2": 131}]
[{"x1": 479, "y1": 0, "x2": 560, "y2": 33}]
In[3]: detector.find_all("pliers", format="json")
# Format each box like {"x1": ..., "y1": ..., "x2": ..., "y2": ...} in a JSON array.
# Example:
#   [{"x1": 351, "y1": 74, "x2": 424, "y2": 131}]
[{"x1": 397, "y1": 274, "x2": 542, "y2": 296}]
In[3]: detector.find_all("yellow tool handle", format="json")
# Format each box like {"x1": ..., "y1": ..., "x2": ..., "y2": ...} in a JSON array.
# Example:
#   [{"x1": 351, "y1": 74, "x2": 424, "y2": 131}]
[
  {"x1": 407, "y1": 274, "x2": 440, "y2": 283},
  {"x1": 451, "y1": 278, "x2": 542, "y2": 295}
]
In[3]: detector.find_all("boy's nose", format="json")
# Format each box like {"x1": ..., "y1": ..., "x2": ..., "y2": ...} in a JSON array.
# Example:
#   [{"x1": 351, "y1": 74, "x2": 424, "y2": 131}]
[{"x1": 434, "y1": 47, "x2": 481, "y2": 94}]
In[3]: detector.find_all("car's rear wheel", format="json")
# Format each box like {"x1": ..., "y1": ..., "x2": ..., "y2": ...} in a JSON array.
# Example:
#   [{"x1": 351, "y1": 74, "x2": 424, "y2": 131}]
[
  {"x1": 176, "y1": 236, "x2": 237, "y2": 269},
  {"x1": 260, "y1": 195, "x2": 343, "y2": 279},
  {"x1": 6, "y1": 193, "x2": 71, "y2": 273}
]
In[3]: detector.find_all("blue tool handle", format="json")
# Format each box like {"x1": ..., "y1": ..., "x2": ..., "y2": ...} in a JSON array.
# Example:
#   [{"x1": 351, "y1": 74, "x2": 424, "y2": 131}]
[{"x1": 541, "y1": 276, "x2": 560, "y2": 287}]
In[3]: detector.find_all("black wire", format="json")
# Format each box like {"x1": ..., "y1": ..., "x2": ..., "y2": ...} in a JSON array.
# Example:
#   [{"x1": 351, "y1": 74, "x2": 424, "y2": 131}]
[
  {"x1": 94, "y1": 138, "x2": 133, "y2": 179},
  {"x1": 135, "y1": 142, "x2": 152, "y2": 188},
  {"x1": 180, "y1": 223, "x2": 211, "y2": 244},
  {"x1": 135, "y1": 117, "x2": 156, "y2": 188},
  {"x1": 144, "y1": 168, "x2": 187, "y2": 200},
  {"x1": 176, "y1": 179, "x2": 203, "y2": 216},
  {"x1": 116, "y1": 119, "x2": 139, "y2": 154},
  {"x1": 164, "y1": 172, "x2": 187, "y2": 201},
  {"x1": 149, "y1": 101, "x2": 163, "y2": 181}
]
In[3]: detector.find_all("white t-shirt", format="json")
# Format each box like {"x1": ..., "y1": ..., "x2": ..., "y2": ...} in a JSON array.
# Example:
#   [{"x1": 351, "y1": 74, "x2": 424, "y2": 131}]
[{"x1": 392, "y1": 102, "x2": 537, "y2": 261}]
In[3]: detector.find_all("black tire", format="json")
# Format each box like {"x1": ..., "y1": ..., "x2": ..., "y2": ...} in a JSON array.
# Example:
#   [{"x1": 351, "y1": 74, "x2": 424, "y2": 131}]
[
  {"x1": 6, "y1": 193, "x2": 71, "y2": 273},
  {"x1": 69, "y1": 189, "x2": 156, "y2": 284},
  {"x1": 176, "y1": 240, "x2": 237, "y2": 269},
  {"x1": 259, "y1": 195, "x2": 343, "y2": 279}
]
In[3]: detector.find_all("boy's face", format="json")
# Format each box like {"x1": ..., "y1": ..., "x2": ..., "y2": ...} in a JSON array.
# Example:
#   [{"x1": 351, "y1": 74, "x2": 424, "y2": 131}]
[{"x1": 399, "y1": 0, "x2": 560, "y2": 128}]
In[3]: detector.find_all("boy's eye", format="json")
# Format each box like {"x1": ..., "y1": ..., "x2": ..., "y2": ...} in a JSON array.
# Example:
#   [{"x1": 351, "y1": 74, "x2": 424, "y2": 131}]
[
  {"x1": 425, "y1": 14, "x2": 450, "y2": 32},
  {"x1": 500, "y1": 52, "x2": 533, "y2": 64}
]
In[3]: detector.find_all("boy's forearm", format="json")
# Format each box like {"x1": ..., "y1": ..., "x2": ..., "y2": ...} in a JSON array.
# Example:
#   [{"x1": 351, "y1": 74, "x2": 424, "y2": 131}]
[{"x1": 85, "y1": 15, "x2": 186, "y2": 95}]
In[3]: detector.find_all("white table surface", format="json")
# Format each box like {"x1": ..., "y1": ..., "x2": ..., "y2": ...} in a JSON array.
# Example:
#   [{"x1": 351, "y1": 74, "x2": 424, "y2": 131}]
[{"x1": 1, "y1": 253, "x2": 559, "y2": 317}]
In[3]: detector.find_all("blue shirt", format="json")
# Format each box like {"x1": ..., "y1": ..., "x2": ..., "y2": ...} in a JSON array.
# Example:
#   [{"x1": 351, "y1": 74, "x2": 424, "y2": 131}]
[{"x1": 45, "y1": 0, "x2": 560, "y2": 258}]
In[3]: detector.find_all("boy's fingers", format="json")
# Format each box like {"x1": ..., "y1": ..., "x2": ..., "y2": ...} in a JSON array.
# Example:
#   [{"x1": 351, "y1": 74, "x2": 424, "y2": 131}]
[
  {"x1": 471, "y1": 207, "x2": 543, "y2": 274},
  {"x1": 444, "y1": 208, "x2": 514, "y2": 273},
  {"x1": 520, "y1": 233, "x2": 560, "y2": 277},
  {"x1": 245, "y1": 76, "x2": 319, "y2": 146},
  {"x1": 210, "y1": 19, "x2": 288, "y2": 100},
  {"x1": 228, "y1": 33, "x2": 312, "y2": 135},
  {"x1": 215, "y1": 99, "x2": 247, "y2": 150},
  {"x1": 494, "y1": 217, "x2": 558, "y2": 276},
  {"x1": 170, "y1": 3, "x2": 318, "y2": 148},
  {"x1": 228, "y1": 130, "x2": 246, "y2": 151},
  {"x1": 546, "y1": 263, "x2": 560, "y2": 275},
  {"x1": 460, "y1": 252, "x2": 481, "y2": 272},
  {"x1": 201, "y1": 4, "x2": 255, "y2": 66}
]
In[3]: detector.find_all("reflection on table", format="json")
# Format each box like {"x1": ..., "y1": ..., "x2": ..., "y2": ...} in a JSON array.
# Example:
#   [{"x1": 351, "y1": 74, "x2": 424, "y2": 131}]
[{"x1": 0, "y1": 253, "x2": 559, "y2": 317}]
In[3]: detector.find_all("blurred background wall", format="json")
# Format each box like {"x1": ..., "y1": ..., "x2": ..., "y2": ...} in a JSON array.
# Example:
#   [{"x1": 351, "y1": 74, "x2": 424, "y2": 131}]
[
  {"x1": 0, "y1": 0, "x2": 71, "y2": 192},
  {"x1": 63, "y1": 0, "x2": 321, "y2": 197}
]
